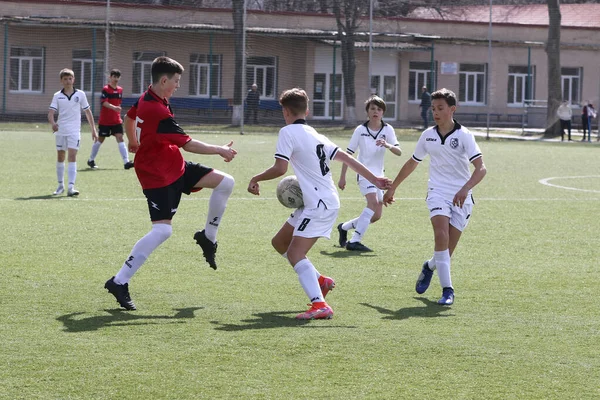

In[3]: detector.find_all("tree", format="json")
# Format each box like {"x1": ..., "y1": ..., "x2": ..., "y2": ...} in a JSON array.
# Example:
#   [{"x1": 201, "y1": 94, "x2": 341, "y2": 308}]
[
  {"x1": 332, "y1": 0, "x2": 364, "y2": 126},
  {"x1": 544, "y1": 0, "x2": 562, "y2": 137}
]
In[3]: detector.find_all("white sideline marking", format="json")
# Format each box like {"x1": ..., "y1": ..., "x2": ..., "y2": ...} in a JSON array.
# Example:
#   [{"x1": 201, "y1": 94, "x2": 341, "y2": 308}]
[{"x1": 538, "y1": 175, "x2": 600, "y2": 194}]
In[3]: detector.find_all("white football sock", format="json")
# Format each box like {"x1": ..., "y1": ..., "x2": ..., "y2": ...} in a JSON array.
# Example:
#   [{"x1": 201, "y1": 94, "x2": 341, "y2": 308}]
[
  {"x1": 114, "y1": 224, "x2": 172, "y2": 285},
  {"x1": 203, "y1": 174, "x2": 234, "y2": 243},
  {"x1": 349, "y1": 208, "x2": 374, "y2": 243},
  {"x1": 293, "y1": 258, "x2": 323, "y2": 304},
  {"x1": 434, "y1": 249, "x2": 452, "y2": 289},
  {"x1": 89, "y1": 141, "x2": 102, "y2": 161},
  {"x1": 118, "y1": 142, "x2": 129, "y2": 163},
  {"x1": 427, "y1": 256, "x2": 436, "y2": 271},
  {"x1": 67, "y1": 162, "x2": 77, "y2": 189},
  {"x1": 56, "y1": 162, "x2": 65, "y2": 185},
  {"x1": 342, "y1": 218, "x2": 358, "y2": 232}
]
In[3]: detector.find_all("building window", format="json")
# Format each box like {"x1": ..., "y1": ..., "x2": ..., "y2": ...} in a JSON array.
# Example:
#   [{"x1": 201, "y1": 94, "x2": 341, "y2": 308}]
[
  {"x1": 9, "y1": 47, "x2": 44, "y2": 93},
  {"x1": 408, "y1": 61, "x2": 436, "y2": 102},
  {"x1": 507, "y1": 65, "x2": 535, "y2": 105},
  {"x1": 246, "y1": 56, "x2": 277, "y2": 99},
  {"x1": 72, "y1": 49, "x2": 104, "y2": 93},
  {"x1": 459, "y1": 63, "x2": 487, "y2": 105},
  {"x1": 561, "y1": 67, "x2": 582, "y2": 105},
  {"x1": 189, "y1": 54, "x2": 221, "y2": 97},
  {"x1": 133, "y1": 51, "x2": 165, "y2": 94}
]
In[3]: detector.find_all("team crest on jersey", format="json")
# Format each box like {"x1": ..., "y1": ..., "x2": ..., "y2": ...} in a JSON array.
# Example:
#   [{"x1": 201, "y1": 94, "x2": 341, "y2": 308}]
[
  {"x1": 450, "y1": 138, "x2": 459, "y2": 149},
  {"x1": 74, "y1": 96, "x2": 79, "y2": 103}
]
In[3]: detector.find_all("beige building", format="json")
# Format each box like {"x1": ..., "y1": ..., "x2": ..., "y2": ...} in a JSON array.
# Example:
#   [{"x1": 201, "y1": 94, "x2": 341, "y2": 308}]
[{"x1": 1, "y1": 1, "x2": 600, "y2": 127}]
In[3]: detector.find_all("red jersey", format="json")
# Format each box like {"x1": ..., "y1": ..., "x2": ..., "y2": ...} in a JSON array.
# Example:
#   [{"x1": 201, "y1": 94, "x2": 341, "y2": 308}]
[
  {"x1": 126, "y1": 87, "x2": 192, "y2": 189},
  {"x1": 99, "y1": 84, "x2": 123, "y2": 125}
]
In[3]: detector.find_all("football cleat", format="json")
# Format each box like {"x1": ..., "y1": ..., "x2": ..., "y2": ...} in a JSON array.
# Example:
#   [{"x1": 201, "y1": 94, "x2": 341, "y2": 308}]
[
  {"x1": 104, "y1": 276, "x2": 136, "y2": 310},
  {"x1": 345, "y1": 241, "x2": 372, "y2": 252},
  {"x1": 53, "y1": 185, "x2": 65, "y2": 195},
  {"x1": 438, "y1": 287, "x2": 455, "y2": 306},
  {"x1": 296, "y1": 303, "x2": 333, "y2": 320},
  {"x1": 194, "y1": 230, "x2": 218, "y2": 270},
  {"x1": 337, "y1": 223, "x2": 348, "y2": 248},
  {"x1": 318, "y1": 275, "x2": 336, "y2": 298},
  {"x1": 416, "y1": 261, "x2": 434, "y2": 294},
  {"x1": 67, "y1": 188, "x2": 80, "y2": 197},
  {"x1": 87, "y1": 159, "x2": 98, "y2": 169},
  {"x1": 124, "y1": 161, "x2": 135, "y2": 170}
]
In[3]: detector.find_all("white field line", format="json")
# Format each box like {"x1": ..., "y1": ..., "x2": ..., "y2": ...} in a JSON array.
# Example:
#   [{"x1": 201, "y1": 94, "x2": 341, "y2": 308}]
[{"x1": 538, "y1": 175, "x2": 600, "y2": 194}]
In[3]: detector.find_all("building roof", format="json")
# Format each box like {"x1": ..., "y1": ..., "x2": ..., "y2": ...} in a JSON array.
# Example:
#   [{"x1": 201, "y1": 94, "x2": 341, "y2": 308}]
[{"x1": 406, "y1": 4, "x2": 600, "y2": 29}]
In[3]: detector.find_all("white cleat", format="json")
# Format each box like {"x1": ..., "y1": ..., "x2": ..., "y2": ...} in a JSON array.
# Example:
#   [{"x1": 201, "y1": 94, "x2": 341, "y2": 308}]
[
  {"x1": 53, "y1": 185, "x2": 65, "y2": 195},
  {"x1": 67, "y1": 188, "x2": 80, "y2": 197}
]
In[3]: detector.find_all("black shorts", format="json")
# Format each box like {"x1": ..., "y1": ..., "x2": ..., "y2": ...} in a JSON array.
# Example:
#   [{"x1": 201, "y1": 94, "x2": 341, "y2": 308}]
[
  {"x1": 98, "y1": 124, "x2": 124, "y2": 137},
  {"x1": 142, "y1": 161, "x2": 214, "y2": 221}
]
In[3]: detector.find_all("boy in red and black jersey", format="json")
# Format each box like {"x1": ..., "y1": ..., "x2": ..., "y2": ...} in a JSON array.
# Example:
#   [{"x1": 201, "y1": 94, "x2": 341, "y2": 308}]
[
  {"x1": 87, "y1": 69, "x2": 134, "y2": 170},
  {"x1": 104, "y1": 56, "x2": 237, "y2": 310}
]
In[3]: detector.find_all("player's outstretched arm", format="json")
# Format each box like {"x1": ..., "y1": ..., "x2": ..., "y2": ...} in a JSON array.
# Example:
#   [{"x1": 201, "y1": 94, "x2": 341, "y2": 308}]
[
  {"x1": 247, "y1": 158, "x2": 288, "y2": 196},
  {"x1": 383, "y1": 158, "x2": 418, "y2": 206},
  {"x1": 183, "y1": 139, "x2": 237, "y2": 162},
  {"x1": 334, "y1": 151, "x2": 390, "y2": 190},
  {"x1": 453, "y1": 157, "x2": 487, "y2": 207}
]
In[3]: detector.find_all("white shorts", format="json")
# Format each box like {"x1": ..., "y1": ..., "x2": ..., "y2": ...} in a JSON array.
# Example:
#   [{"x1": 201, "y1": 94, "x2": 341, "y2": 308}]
[
  {"x1": 286, "y1": 206, "x2": 339, "y2": 239},
  {"x1": 426, "y1": 192, "x2": 473, "y2": 232},
  {"x1": 358, "y1": 177, "x2": 383, "y2": 202},
  {"x1": 55, "y1": 135, "x2": 81, "y2": 151}
]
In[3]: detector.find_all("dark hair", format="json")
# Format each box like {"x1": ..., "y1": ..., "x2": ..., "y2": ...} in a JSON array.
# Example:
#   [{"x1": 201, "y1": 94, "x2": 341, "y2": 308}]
[
  {"x1": 151, "y1": 56, "x2": 184, "y2": 84},
  {"x1": 364, "y1": 95, "x2": 386, "y2": 112},
  {"x1": 431, "y1": 88, "x2": 457, "y2": 107},
  {"x1": 110, "y1": 69, "x2": 121, "y2": 77},
  {"x1": 279, "y1": 88, "x2": 309, "y2": 115}
]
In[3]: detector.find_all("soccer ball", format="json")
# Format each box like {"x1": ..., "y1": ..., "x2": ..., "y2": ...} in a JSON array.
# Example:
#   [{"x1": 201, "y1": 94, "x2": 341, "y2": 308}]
[{"x1": 276, "y1": 175, "x2": 304, "y2": 208}]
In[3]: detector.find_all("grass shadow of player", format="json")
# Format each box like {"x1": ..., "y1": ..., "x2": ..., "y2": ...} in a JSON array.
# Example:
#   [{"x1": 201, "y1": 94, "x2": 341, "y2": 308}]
[
  {"x1": 56, "y1": 307, "x2": 203, "y2": 332},
  {"x1": 360, "y1": 297, "x2": 453, "y2": 321},
  {"x1": 320, "y1": 248, "x2": 377, "y2": 259},
  {"x1": 14, "y1": 194, "x2": 64, "y2": 200},
  {"x1": 211, "y1": 310, "x2": 357, "y2": 331}
]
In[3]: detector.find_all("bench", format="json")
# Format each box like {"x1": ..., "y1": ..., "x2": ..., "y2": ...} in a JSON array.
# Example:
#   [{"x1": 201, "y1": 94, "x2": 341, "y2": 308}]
[{"x1": 122, "y1": 97, "x2": 231, "y2": 115}]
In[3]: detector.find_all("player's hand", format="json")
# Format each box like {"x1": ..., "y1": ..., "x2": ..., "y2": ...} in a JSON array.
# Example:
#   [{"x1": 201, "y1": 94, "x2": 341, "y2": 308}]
[
  {"x1": 453, "y1": 187, "x2": 469, "y2": 208},
  {"x1": 114, "y1": 105, "x2": 122, "y2": 113},
  {"x1": 128, "y1": 141, "x2": 139, "y2": 153},
  {"x1": 220, "y1": 141, "x2": 237, "y2": 162},
  {"x1": 376, "y1": 139, "x2": 389, "y2": 148},
  {"x1": 383, "y1": 188, "x2": 395, "y2": 207},
  {"x1": 338, "y1": 177, "x2": 346, "y2": 190},
  {"x1": 51, "y1": 123, "x2": 59, "y2": 132},
  {"x1": 374, "y1": 176, "x2": 392, "y2": 190},
  {"x1": 247, "y1": 180, "x2": 260, "y2": 196},
  {"x1": 92, "y1": 130, "x2": 98, "y2": 141}
]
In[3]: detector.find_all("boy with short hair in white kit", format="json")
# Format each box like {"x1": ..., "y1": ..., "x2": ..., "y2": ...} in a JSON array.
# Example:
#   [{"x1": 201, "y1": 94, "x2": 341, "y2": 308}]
[
  {"x1": 383, "y1": 88, "x2": 487, "y2": 305},
  {"x1": 337, "y1": 95, "x2": 402, "y2": 252},
  {"x1": 48, "y1": 68, "x2": 98, "y2": 196},
  {"x1": 247, "y1": 88, "x2": 391, "y2": 320}
]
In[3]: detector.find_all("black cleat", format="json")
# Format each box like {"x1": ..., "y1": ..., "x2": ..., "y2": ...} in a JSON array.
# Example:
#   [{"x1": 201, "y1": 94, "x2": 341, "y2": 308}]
[
  {"x1": 124, "y1": 161, "x2": 135, "y2": 170},
  {"x1": 337, "y1": 223, "x2": 348, "y2": 248},
  {"x1": 104, "y1": 276, "x2": 136, "y2": 310},
  {"x1": 87, "y1": 159, "x2": 98, "y2": 169},
  {"x1": 345, "y1": 241, "x2": 373, "y2": 252},
  {"x1": 194, "y1": 230, "x2": 218, "y2": 270}
]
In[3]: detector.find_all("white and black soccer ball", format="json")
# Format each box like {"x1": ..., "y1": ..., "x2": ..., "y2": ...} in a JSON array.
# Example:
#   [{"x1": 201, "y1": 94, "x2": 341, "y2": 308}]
[{"x1": 276, "y1": 175, "x2": 304, "y2": 209}]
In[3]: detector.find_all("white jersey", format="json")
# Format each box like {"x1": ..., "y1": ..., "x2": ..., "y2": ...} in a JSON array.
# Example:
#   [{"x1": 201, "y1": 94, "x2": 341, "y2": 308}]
[
  {"x1": 346, "y1": 121, "x2": 399, "y2": 177},
  {"x1": 49, "y1": 89, "x2": 90, "y2": 136},
  {"x1": 275, "y1": 120, "x2": 341, "y2": 210},
  {"x1": 413, "y1": 121, "x2": 482, "y2": 201}
]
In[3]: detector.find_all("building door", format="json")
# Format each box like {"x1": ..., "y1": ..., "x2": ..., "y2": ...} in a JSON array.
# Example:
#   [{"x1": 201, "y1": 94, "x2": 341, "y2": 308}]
[
  {"x1": 370, "y1": 75, "x2": 397, "y2": 120},
  {"x1": 313, "y1": 73, "x2": 343, "y2": 120}
]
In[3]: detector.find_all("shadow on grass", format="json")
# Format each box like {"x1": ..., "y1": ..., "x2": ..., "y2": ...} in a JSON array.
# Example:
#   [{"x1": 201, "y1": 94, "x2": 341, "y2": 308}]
[
  {"x1": 320, "y1": 248, "x2": 378, "y2": 259},
  {"x1": 57, "y1": 307, "x2": 203, "y2": 332},
  {"x1": 14, "y1": 194, "x2": 63, "y2": 200},
  {"x1": 211, "y1": 310, "x2": 356, "y2": 331},
  {"x1": 360, "y1": 297, "x2": 453, "y2": 320}
]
